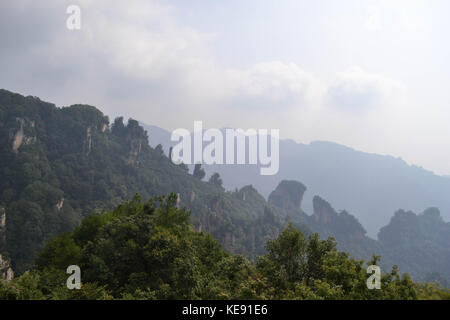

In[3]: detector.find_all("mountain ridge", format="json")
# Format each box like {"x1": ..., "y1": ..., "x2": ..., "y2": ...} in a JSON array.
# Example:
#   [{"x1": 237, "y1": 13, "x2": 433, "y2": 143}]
[
  {"x1": 0, "y1": 89, "x2": 448, "y2": 285},
  {"x1": 141, "y1": 123, "x2": 450, "y2": 237}
]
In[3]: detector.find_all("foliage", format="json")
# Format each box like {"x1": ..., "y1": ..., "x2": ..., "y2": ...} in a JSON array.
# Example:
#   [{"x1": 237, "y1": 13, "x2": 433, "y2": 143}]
[
  {"x1": 0, "y1": 89, "x2": 283, "y2": 274},
  {"x1": 208, "y1": 173, "x2": 223, "y2": 188},
  {"x1": 1, "y1": 195, "x2": 447, "y2": 300},
  {"x1": 0, "y1": 89, "x2": 448, "y2": 298},
  {"x1": 193, "y1": 164, "x2": 206, "y2": 180}
]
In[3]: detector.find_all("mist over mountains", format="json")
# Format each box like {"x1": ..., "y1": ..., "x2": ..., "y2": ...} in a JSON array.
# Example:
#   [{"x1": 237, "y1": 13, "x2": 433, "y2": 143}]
[
  {"x1": 142, "y1": 123, "x2": 450, "y2": 238},
  {"x1": 0, "y1": 89, "x2": 449, "y2": 287}
]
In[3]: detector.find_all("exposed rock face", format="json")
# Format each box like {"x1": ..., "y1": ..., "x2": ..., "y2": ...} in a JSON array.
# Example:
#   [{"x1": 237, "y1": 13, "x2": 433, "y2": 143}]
[
  {"x1": 56, "y1": 198, "x2": 65, "y2": 211},
  {"x1": 312, "y1": 196, "x2": 335, "y2": 224},
  {"x1": 11, "y1": 120, "x2": 24, "y2": 152},
  {"x1": 5, "y1": 268, "x2": 14, "y2": 282},
  {"x1": 126, "y1": 138, "x2": 143, "y2": 166},
  {"x1": 0, "y1": 207, "x2": 5, "y2": 253},
  {"x1": 176, "y1": 193, "x2": 181, "y2": 208},
  {"x1": 312, "y1": 196, "x2": 366, "y2": 240},
  {"x1": 5, "y1": 267, "x2": 14, "y2": 282},
  {"x1": 267, "y1": 181, "x2": 310, "y2": 226},
  {"x1": 123, "y1": 120, "x2": 148, "y2": 167},
  {"x1": 0, "y1": 208, "x2": 13, "y2": 282},
  {"x1": 0, "y1": 254, "x2": 6, "y2": 270},
  {"x1": 84, "y1": 121, "x2": 111, "y2": 156},
  {"x1": 11, "y1": 117, "x2": 36, "y2": 152},
  {"x1": 84, "y1": 126, "x2": 93, "y2": 155},
  {"x1": 0, "y1": 208, "x2": 5, "y2": 228},
  {"x1": 0, "y1": 253, "x2": 14, "y2": 282},
  {"x1": 238, "y1": 185, "x2": 264, "y2": 202},
  {"x1": 268, "y1": 180, "x2": 306, "y2": 212},
  {"x1": 224, "y1": 231, "x2": 235, "y2": 251}
]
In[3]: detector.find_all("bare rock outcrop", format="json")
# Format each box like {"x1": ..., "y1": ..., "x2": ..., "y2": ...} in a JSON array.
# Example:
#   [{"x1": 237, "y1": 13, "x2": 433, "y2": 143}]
[
  {"x1": 312, "y1": 196, "x2": 366, "y2": 240},
  {"x1": 11, "y1": 117, "x2": 36, "y2": 152},
  {"x1": 0, "y1": 207, "x2": 5, "y2": 252},
  {"x1": 268, "y1": 180, "x2": 307, "y2": 212},
  {"x1": 0, "y1": 208, "x2": 14, "y2": 282}
]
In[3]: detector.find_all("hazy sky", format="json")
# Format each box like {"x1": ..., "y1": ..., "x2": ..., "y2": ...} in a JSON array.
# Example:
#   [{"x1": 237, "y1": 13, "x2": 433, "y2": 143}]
[{"x1": 1, "y1": 0, "x2": 450, "y2": 175}]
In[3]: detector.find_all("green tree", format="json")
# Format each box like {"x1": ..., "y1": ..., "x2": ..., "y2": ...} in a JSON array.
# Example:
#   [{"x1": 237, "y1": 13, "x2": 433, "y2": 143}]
[
  {"x1": 208, "y1": 173, "x2": 223, "y2": 188},
  {"x1": 193, "y1": 164, "x2": 206, "y2": 180}
]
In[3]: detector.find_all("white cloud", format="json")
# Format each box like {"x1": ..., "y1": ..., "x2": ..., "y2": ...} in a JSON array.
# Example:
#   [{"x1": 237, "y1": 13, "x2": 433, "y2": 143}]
[
  {"x1": 6, "y1": 0, "x2": 439, "y2": 173},
  {"x1": 0, "y1": 1, "x2": 403, "y2": 119},
  {"x1": 222, "y1": 61, "x2": 323, "y2": 110},
  {"x1": 326, "y1": 67, "x2": 405, "y2": 111}
]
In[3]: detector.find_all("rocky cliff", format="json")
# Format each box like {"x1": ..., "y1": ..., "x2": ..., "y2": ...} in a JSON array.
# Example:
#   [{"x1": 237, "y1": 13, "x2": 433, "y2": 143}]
[{"x1": 0, "y1": 207, "x2": 13, "y2": 282}]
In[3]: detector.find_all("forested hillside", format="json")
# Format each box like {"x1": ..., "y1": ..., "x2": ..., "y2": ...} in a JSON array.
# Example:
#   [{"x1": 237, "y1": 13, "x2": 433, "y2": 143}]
[
  {"x1": 0, "y1": 89, "x2": 285, "y2": 274},
  {"x1": 0, "y1": 89, "x2": 449, "y2": 288},
  {"x1": 1, "y1": 194, "x2": 448, "y2": 300}
]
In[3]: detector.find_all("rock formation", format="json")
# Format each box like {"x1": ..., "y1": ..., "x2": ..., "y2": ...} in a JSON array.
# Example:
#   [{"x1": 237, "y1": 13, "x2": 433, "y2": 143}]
[
  {"x1": 11, "y1": 117, "x2": 36, "y2": 152},
  {"x1": 268, "y1": 180, "x2": 306, "y2": 212},
  {"x1": 0, "y1": 208, "x2": 14, "y2": 282}
]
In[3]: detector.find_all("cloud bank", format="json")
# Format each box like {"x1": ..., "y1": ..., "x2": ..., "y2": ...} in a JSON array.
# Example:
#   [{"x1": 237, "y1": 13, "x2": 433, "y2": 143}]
[{"x1": 3, "y1": 0, "x2": 448, "y2": 176}]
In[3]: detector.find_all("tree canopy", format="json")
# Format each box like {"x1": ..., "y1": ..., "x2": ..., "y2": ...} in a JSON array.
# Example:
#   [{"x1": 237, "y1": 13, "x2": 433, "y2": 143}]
[{"x1": 1, "y1": 194, "x2": 448, "y2": 300}]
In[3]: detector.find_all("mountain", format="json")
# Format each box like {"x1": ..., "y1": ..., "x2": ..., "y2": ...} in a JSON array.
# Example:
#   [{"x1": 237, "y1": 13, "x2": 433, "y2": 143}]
[
  {"x1": 266, "y1": 181, "x2": 384, "y2": 270},
  {"x1": 266, "y1": 180, "x2": 450, "y2": 283},
  {"x1": 0, "y1": 89, "x2": 288, "y2": 273},
  {"x1": 1, "y1": 89, "x2": 449, "y2": 286},
  {"x1": 378, "y1": 207, "x2": 450, "y2": 283},
  {"x1": 142, "y1": 123, "x2": 450, "y2": 237},
  {"x1": 2, "y1": 194, "x2": 431, "y2": 300}
]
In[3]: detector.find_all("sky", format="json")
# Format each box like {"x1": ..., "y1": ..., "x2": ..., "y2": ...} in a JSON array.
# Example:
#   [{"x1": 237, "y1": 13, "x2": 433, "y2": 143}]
[{"x1": 1, "y1": 0, "x2": 450, "y2": 176}]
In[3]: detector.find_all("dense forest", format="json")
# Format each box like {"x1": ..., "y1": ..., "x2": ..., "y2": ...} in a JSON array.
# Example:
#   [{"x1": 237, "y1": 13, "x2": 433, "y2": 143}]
[
  {"x1": 1, "y1": 194, "x2": 449, "y2": 300},
  {"x1": 0, "y1": 89, "x2": 286, "y2": 275},
  {"x1": 0, "y1": 89, "x2": 449, "y2": 299}
]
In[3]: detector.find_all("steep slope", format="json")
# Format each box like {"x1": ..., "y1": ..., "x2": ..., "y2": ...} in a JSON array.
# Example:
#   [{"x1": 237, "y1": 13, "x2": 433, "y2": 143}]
[
  {"x1": 0, "y1": 89, "x2": 283, "y2": 273},
  {"x1": 1, "y1": 89, "x2": 448, "y2": 285},
  {"x1": 267, "y1": 181, "x2": 450, "y2": 285},
  {"x1": 267, "y1": 181, "x2": 383, "y2": 264},
  {"x1": 143, "y1": 123, "x2": 450, "y2": 237},
  {"x1": 378, "y1": 208, "x2": 450, "y2": 282}
]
